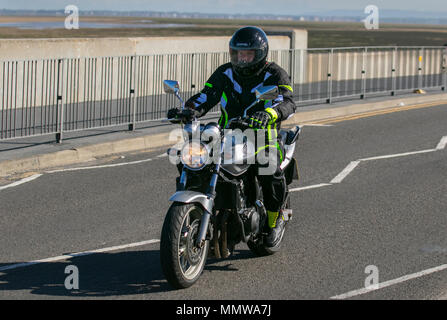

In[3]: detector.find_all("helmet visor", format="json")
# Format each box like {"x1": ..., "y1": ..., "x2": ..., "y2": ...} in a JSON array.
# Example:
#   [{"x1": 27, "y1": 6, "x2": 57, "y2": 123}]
[{"x1": 230, "y1": 48, "x2": 265, "y2": 69}]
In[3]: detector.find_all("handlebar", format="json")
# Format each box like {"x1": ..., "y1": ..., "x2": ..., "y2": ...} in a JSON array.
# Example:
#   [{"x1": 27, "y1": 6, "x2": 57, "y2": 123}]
[{"x1": 226, "y1": 117, "x2": 251, "y2": 130}]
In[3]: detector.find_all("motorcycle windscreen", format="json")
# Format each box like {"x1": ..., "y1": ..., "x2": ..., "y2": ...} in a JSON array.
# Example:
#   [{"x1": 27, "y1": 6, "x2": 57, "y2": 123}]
[{"x1": 220, "y1": 135, "x2": 256, "y2": 176}]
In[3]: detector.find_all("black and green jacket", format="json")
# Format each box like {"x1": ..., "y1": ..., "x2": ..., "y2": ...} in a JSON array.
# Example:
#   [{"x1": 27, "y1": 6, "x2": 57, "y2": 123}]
[{"x1": 187, "y1": 62, "x2": 296, "y2": 131}]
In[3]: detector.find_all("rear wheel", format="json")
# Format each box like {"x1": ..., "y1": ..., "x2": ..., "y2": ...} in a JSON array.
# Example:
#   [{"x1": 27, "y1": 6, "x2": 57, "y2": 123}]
[{"x1": 160, "y1": 202, "x2": 209, "y2": 289}]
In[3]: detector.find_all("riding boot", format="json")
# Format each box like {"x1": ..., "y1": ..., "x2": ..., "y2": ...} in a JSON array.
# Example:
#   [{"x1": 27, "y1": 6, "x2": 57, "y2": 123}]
[{"x1": 265, "y1": 210, "x2": 285, "y2": 247}]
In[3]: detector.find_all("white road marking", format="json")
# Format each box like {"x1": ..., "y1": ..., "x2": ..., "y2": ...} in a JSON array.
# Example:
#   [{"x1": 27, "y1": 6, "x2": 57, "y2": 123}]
[
  {"x1": 330, "y1": 161, "x2": 361, "y2": 184},
  {"x1": 157, "y1": 153, "x2": 168, "y2": 158},
  {"x1": 359, "y1": 149, "x2": 437, "y2": 161},
  {"x1": 330, "y1": 263, "x2": 447, "y2": 300},
  {"x1": 436, "y1": 136, "x2": 447, "y2": 150},
  {"x1": 289, "y1": 183, "x2": 332, "y2": 192},
  {"x1": 1, "y1": 135, "x2": 446, "y2": 193},
  {"x1": 0, "y1": 174, "x2": 43, "y2": 191},
  {"x1": 45, "y1": 158, "x2": 154, "y2": 173},
  {"x1": 0, "y1": 239, "x2": 160, "y2": 273}
]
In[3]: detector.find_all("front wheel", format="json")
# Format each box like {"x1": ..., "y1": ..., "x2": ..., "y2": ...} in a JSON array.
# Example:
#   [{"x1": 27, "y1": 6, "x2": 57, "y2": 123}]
[{"x1": 160, "y1": 202, "x2": 209, "y2": 289}]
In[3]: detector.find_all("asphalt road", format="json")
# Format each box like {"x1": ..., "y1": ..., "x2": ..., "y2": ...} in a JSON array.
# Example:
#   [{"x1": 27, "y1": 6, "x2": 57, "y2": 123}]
[{"x1": 0, "y1": 103, "x2": 446, "y2": 301}]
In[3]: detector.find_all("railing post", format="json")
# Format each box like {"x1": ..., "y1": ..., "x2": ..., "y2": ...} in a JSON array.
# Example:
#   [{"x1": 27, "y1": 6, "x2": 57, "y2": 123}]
[
  {"x1": 326, "y1": 48, "x2": 333, "y2": 104},
  {"x1": 442, "y1": 46, "x2": 447, "y2": 91},
  {"x1": 360, "y1": 47, "x2": 367, "y2": 99},
  {"x1": 418, "y1": 47, "x2": 424, "y2": 90},
  {"x1": 190, "y1": 53, "x2": 195, "y2": 92},
  {"x1": 391, "y1": 46, "x2": 397, "y2": 96},
  {"x1": 289, "y1": 49, "x2": 295, "y2": 89},
  {"x1": 129, "y1": 55, "x2": 136, "y2": 131},
  {"x1": 56, "y1": 58, "x2": 65, "y2": 143}
]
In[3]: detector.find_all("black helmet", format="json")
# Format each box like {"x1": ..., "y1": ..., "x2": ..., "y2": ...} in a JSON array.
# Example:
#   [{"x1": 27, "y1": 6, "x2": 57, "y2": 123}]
[{"x1": 229, "y1": 26, "x2": 269, "y2": 78}]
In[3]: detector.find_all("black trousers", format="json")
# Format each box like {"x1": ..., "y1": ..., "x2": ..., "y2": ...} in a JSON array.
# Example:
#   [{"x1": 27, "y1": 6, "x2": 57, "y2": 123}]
[{"x1": 256, "y1": 141, "x2": 287, "y2": 212}]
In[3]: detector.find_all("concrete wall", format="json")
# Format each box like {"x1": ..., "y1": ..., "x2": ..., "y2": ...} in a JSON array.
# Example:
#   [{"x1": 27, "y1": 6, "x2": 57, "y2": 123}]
[
  {"x1": 0, "y1": 29, "x2": 308, "y2": 60},
  {"x1": 291, "y1": 29, "x2": 307, "y2": 50}
]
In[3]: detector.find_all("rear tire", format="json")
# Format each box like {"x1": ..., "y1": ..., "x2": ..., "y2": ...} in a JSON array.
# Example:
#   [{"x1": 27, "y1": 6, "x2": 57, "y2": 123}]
[{"x1": 160, "y1": 202, "x2": 209, "y2": 289}]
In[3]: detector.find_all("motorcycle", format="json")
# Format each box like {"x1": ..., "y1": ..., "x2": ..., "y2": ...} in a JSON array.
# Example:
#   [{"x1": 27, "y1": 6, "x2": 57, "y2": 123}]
[{"x1": 160, "y1": 80, "x2": 300, "y2": 289}]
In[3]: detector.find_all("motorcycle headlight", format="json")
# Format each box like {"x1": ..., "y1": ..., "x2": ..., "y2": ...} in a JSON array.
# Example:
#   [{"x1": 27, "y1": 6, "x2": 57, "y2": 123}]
[{"x1": 181, "y1": 141, "x2": 210, "y2": 170}]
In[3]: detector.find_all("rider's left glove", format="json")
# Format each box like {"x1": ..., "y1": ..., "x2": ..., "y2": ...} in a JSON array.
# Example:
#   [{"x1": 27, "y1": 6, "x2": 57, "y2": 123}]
[{"x1": 248, "y1": 108, "x2": 279, "y2": 129}]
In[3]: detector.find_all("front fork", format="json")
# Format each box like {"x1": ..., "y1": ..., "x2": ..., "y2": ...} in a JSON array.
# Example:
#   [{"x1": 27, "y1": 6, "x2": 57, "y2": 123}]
[
  {"x1": 195, "y1": 163, "x2": 220, "y2": 248},
  {"x1": 195, "y1": 135, "x2": 227, "y2": 248},
  {"x1": 176, "y1": 140, "x2": 225, "y2": 248}
]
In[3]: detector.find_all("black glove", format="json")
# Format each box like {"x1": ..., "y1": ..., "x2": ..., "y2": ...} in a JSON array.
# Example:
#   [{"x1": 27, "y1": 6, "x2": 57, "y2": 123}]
[
  {"x1": 248, "y1": 111, "x2": 272, "y2": 129},
  {"x1": 167, "y1": 108, "x2": 198, "y2": 123},
  {"x1": 167, "y1": 108, "x2": 180, "y2": 121}
]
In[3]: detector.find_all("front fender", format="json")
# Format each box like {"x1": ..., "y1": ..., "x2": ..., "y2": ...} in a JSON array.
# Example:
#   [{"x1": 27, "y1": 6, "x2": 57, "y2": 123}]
[{"x1": 169, "y1": 191, "x2": 213, "y2": 214}]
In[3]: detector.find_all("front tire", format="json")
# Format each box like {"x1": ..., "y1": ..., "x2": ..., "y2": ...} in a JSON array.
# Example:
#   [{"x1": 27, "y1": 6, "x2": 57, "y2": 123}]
[{"x1": 160, "y1": 202, "x2": 209, "y2": 289}]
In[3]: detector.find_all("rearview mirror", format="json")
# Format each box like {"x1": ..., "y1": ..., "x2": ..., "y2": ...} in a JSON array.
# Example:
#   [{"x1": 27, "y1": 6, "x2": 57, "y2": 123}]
[
  {"x1": 163, "y1": 80, "x2": 180, "y2": 94},
  {"x1": 255, "y1": 86, "x2": 279, "y2": 101}
]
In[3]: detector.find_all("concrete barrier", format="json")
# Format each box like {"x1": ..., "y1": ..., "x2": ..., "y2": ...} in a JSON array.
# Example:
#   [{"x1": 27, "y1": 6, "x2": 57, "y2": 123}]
[{"x1": 0, "y1": 30, "x2": 307, "y2": 60}]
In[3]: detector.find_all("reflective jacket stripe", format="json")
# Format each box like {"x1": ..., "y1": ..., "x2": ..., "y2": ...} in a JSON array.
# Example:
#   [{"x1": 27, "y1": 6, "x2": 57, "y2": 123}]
[
  {"x1": 219, "y1": 92, "x2": 229, "y2": 127},
  {"x1": 223, "y1": 68, "x2": 242, "y2": 94}
]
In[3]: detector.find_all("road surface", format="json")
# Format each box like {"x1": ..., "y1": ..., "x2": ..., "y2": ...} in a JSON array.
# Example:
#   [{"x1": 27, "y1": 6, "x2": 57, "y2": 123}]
[{"x1": 0, "y1": 102, "x2": 446, "y2": 301}]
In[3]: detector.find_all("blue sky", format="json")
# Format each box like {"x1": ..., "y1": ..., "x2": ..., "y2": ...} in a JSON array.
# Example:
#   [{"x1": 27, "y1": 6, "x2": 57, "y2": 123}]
[{"x1": 1, "y1": 0, "x2": 446, "y2": 15}]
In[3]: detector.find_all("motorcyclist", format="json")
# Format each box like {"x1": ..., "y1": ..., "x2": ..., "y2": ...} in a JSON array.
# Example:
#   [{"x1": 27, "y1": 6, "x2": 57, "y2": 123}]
[{"x1": 167, "y1": 26, "x2": 297, "y2": 247}]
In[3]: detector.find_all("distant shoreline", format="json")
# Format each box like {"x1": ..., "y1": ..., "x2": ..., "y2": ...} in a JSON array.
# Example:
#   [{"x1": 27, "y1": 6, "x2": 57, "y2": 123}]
[
  {"x1": 0, "y1": 16, "x2": 445, "y2": 48},
  {"x1": 0, "y1": 8, "x2": 446, "y2": 25}
]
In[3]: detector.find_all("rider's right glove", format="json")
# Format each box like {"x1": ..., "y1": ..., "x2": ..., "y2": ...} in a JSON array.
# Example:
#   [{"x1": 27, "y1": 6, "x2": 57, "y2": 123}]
[{"x1": 167, "y1": 107, "x2": 198, "y2": 123}]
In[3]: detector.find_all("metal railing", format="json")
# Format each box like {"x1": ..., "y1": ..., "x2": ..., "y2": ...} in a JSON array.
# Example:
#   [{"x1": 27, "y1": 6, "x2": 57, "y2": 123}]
[{"x1": 1, "y1": 46, "x2": 446, "y2": 142}]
